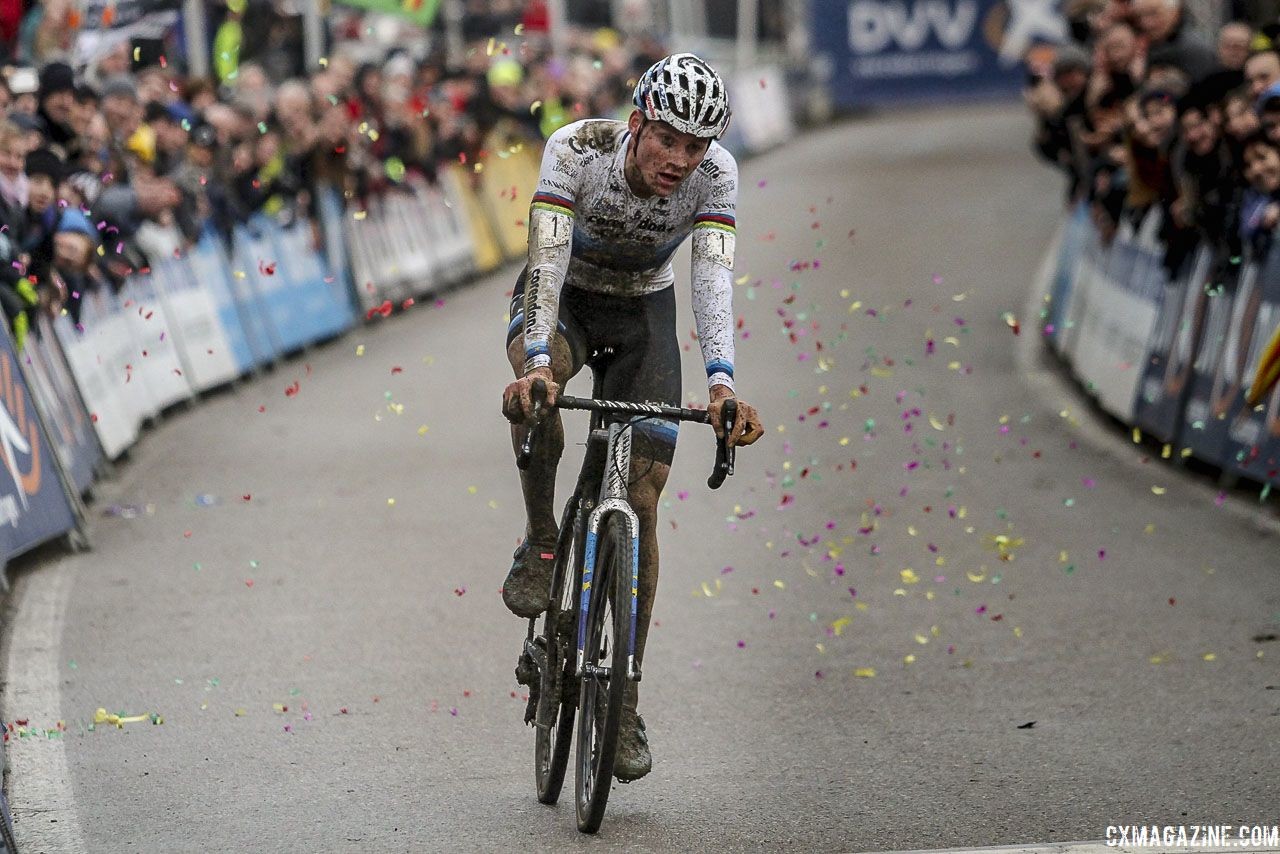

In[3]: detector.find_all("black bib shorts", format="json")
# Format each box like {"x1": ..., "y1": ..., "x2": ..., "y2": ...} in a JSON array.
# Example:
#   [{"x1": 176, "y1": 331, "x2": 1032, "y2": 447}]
[{"x1": 507, "y1": 266, "x2": 683, "y2": 466}]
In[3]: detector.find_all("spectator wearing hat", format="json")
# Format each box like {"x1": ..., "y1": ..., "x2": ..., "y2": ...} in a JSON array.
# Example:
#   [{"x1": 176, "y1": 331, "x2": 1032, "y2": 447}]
[
  {"x1": 148, "y1": 101, "x2": 196, "y2": 175},
  {"x1": 19, "y1": 146, "x2": 68, "y2": 296},
  {"x1": 48, "y1": 206, "x2": 100, "y2": 323},
  {"x1": 170, "y1": 120, "x2": 236, "y2": 242},
  {"x1": 36, "y1": 61, "x2": 77, "y2": 152},
  {"x1": 1256, "y1": 80, "x2": 1280, "y2": 143},
  {"x1": 22, "y1": 147, "x2": 61, "y2": 222}
]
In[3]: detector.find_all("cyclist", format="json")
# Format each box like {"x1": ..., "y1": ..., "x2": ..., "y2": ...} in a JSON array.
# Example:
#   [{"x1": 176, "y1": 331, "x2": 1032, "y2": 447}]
[{"x1": 501, "y1": 53, "x2": 764, "y2": 782}]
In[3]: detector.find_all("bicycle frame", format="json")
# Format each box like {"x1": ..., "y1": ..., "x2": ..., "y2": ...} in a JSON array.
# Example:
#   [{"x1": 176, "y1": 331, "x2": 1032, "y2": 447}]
[{"x1": 576, "y1": 420, "x2": 642, "y2": 684}]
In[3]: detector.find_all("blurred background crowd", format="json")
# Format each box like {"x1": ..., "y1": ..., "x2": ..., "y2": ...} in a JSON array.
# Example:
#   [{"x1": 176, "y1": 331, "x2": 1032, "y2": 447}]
[
  {"x1": 1026, "y1": 0, "x2": 1280, "y2": 273},
  {"x1": 0, "y1": 0, "x2": 672, "y2": 332}
]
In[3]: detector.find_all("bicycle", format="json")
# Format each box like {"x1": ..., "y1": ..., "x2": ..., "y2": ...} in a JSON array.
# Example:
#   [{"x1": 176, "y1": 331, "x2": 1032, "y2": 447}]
[{"x1": 513, "y1": 374, "x2": 736, "y2": 834}]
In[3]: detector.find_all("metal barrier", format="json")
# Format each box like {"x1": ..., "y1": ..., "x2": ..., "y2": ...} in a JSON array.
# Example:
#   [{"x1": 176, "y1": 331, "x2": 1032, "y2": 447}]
[{"x1": 1042, "y1": 210, "x2": 1280, "y2": 489}]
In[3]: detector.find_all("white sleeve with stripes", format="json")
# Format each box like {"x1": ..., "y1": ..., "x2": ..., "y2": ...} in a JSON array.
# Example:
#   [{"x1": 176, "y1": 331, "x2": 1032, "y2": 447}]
[
  {"x1": 522, "y1": 129, "x2": 577, "y2": 374},
  {"x1": 690, "y1": 152, "x2": 738, "y2": 392}
]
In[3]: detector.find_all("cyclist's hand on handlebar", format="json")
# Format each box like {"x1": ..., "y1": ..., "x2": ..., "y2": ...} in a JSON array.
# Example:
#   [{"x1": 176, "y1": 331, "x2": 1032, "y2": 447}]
[
  {"x1": 708, "y1": 387, "x2": 764, "y2": 448},
  {"x1": 502, "y1": 367, "x2": 559, "y2": 424}
]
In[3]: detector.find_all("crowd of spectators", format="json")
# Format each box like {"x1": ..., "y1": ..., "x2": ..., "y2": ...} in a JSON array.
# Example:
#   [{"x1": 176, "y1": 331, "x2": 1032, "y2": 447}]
[
  {"x1": 0, "y1": 0, "x2": 661, "y2": 342},
  {"x1": 1024, "y1": 0, "x2": 1280, "y2": 280},
  {"x1": 1026, "y1": 0, "x2": 1280, "y2": 277}
]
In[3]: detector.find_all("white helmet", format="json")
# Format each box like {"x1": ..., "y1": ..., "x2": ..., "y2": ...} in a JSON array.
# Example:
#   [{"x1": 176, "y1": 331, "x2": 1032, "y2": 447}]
[{"x1": 633, "y1": 53, "x2": 731, "y2": 139}]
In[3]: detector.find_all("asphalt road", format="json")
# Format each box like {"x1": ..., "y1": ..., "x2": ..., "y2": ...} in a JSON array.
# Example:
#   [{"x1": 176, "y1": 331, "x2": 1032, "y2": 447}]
[{"x1": 2, "y1": 104, "x2": 1277, "y2": 854}]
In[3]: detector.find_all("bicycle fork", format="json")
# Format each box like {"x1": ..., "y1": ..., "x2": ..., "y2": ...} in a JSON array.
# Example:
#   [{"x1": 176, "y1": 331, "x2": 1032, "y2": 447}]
[{"x1": 576, "y1": 498, "x2": 643, "y2": 685}]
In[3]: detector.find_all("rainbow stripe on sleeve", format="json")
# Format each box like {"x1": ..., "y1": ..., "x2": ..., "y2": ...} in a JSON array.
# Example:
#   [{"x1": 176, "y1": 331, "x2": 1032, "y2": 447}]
[
  {"x1": 532, "y1": 192, "x2": 575, "y2": 217},
  {"x1": 694, "y1": 212, "x2": 736, "y2": 233}
]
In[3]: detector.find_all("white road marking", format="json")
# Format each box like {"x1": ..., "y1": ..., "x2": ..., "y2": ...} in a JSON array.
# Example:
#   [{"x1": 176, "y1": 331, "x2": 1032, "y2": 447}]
[
  {"x1": 864, "y1": 844, "x2": 1280, "y2": 854},
  {"x1": 2, "y1": 560, "x2": 86, "y2": 852}
]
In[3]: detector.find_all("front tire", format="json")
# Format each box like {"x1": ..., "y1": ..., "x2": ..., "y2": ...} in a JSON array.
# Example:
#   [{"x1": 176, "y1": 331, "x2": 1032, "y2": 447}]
[{"x1": 574, "y1": 513, "x2": 633, "y2": 833}]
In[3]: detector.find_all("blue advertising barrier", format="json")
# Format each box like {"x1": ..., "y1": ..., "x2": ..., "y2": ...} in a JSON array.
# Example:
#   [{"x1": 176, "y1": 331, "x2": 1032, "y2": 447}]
[
  {"x1": 264, "y1": 218, "x2": 356, "y2": 344},
  {"x1": 0, "y1": 321, "x2": 78, "y2": 563},
  {"x1": 235, "y1": 219, "x2": 298, "y2": 355},
  {"x1": 1045, "y1": 202, "x2": 1091, "y2": 349},
  {"x1": 318, "y1": 188, "x2": 359, "y2": 313},
  {"x1": 22, "y1": 318, "x2": 103, "y2": 496},
  {"x1": 227, "y1": 224, "x2": 284, "y2": 366},
  {"x1": 150, "y1": 253, "x2": 244, "y2": 393},
  {"x1": 186, "y1": 230, "x2": 260, "y2": 375},
  {"x1": 810, "y1": 0, "x2": 1065, "y2": 108}
]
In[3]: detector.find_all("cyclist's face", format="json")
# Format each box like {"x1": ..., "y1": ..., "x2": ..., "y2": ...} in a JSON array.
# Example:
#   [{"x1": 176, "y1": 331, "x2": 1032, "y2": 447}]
[{"x1": 626, "y1": 113, "x2": 712, "y2": 197}]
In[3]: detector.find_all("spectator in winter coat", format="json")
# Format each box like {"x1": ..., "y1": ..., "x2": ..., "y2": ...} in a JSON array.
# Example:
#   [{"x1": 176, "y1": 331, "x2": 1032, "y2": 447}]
[
  {"x1": 1171, "y1": 88, "x2": 1239, "y2": 244},
  {"x1": 35, "y1": 61, "x2": 76, "y2": 154},
  {"x1": 1238, "y1": 133, "x2": 1280, "y2": 252},
  {"x1": 1134, "y1": 0, "x2": 1218, "y2": 81}
]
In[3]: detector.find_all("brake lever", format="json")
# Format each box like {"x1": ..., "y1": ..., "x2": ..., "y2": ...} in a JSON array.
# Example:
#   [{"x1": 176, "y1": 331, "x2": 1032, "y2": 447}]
[
  {"x1": 707, "y1": 398, "x2": 737, "y2": 489},
  {"x1": 516, "y1": 379, "x2": 548, "y2": 471}
]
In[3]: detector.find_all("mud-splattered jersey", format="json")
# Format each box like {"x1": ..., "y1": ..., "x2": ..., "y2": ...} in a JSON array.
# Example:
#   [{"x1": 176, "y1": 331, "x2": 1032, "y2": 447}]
[{"x1": 522, "y1": 119, "x2": 738, "y2": 391}]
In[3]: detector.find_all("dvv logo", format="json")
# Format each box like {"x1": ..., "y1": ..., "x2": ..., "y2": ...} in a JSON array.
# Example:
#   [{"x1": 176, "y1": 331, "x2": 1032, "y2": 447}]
[
  {"x1": 0, "y1": 350, "x2": 42, "y2": 510},
  {"x1": 847, "y1": 0, "x2": 979, "y2": 53}
]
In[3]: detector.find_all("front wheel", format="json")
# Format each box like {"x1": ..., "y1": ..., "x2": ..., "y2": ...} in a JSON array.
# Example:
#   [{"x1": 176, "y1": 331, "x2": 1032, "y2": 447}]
[{"x1": 574, "y1": 513, "x2": 634, "y2": 833}]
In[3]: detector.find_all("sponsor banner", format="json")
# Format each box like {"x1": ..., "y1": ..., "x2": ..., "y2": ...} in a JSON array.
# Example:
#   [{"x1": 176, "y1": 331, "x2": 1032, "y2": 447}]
[
  {"x1": 238, "y1": 218, "x2": 305, "y2": 354},
  {"x1": 381, "y1": 190, "x2": 442, "y2": 297},
  {"x1": 413, "y1": 179, "x2": 477, "y2": 286},
  {"x1": 53, "y1": 312, "x2": 138, "y2": 460},
  {"x1": 150, "y1": 255, "x2": 243, "y2": 393},
  {"x1": 342, "y1": 199, "x2": 414, "y2": 312},
  {"x1": 23, "y1": 318, "x2": 102, "y2": 496},
  {"x1": 229, "y1": 225, "x2": 284, "y2": 364},
  {"x1": 1053, "y1": 222, "x2": 1103, "y2": 360},
  {"x1": 266, "y1": 219, "x2": 356, "y2": 343},
  {"x1": 1178, "y1": 259, "x2": 1252, "y2": 462},
  {"x1": 1132, "y1": 246, "x2": 1213, "y2": 443},
  {"x1": 811, "y1": 0, "x2": 1066, "y2": 107},
  {"x1": 73, "y1": 1, "x2": 182, "y2": 68},
  {"x1": 186, "y1": 231, "x2": 259, "y2": 374},
  {"x1": 1065, "y1": 228, "x2": 1165, "y2": 422},
  {"x1": 1224, "y1": 245, "x2": 1280, "y2": 486},
  {"x1": 74, "y1": 288, "x2": 158, "y2": 434},
  {"x1": 0, "y1": 320, "x2": 78, "y2": 562},
  {"x1": 119, "y1": 270, "x2": 193, "y2": 412},
  {"x1": 77, "y1": 0, "x2": 181, "y2": 29},
  {"x1": 1044, "y1": 203, "x2": 1090, "y2": 349}
]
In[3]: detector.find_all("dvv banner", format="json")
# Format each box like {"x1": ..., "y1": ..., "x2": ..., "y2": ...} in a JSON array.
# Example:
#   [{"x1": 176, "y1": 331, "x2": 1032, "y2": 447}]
[{"x1": 811, "y1": 0, "x2": 1067, "y2": 107}]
